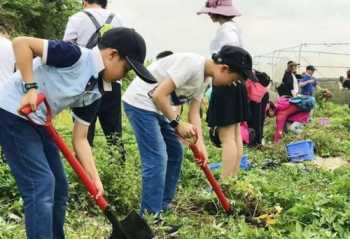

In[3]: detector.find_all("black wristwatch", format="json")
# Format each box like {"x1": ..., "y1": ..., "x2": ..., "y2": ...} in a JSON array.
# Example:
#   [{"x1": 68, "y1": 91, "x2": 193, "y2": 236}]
[
  {"x1": 24, "y1": 82, "x2": 38, "y2": 93},
  {"x1": 169, "y1": 115, "x2": 181, "y2": 129}
]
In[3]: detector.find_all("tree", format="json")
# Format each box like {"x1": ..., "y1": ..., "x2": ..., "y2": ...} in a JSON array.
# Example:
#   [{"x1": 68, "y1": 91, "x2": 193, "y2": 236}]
[{"x1": 0, "y1": 0, "x2": 80, "y2": 38}]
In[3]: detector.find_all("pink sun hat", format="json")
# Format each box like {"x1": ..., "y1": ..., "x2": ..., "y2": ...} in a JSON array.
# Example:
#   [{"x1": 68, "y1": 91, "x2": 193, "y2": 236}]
[{"x1": 197, "y1": 0, "x2": 242, "y2": 17}]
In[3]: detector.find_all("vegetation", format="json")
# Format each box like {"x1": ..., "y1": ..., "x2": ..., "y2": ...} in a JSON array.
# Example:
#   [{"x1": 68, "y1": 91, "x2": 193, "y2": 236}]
[
  {"x1": 1, "y1": 2, "x2": 350, "y2": 238},
  {"x1": 0, "y1": 0, "x2": 80, "y2": 38},
  {"x1": 1, "y1": 98, "x2": 350, "y2": 238}
]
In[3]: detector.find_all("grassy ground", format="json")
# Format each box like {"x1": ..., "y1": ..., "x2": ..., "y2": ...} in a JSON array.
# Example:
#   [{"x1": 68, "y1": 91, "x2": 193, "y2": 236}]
[{"x1": 1, "y1": 100, "x2": 350, "y2": 239}]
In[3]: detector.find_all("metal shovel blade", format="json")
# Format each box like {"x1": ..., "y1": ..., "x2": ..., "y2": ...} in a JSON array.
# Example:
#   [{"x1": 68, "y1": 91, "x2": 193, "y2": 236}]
[{"x1": 106, "y1": 208, "x2": 154, "y2": 239}]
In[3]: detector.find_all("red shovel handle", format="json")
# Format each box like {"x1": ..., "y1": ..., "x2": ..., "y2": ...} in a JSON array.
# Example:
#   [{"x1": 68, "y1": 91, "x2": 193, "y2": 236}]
[
  {"x1": 189, "y1": 144, "x2": 232, "y2": 214},
  {"x1": 19, "y1": 94, "x2": 109, "y2": 211},
  {"x1": 20, "y1": 93, "x2": 47, "y2": 117},
  {"x1": 19, "y1": 93, "x2": 50, "y2": 123},
  {"x1": 177, "y1": 128, "x2": 232, "y2": 213}
]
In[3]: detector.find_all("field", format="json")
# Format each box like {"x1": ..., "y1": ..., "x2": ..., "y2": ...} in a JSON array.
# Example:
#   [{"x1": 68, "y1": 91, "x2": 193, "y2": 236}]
[{"x1": 1, "y1": 100, "x2": 350, "y2": 239}]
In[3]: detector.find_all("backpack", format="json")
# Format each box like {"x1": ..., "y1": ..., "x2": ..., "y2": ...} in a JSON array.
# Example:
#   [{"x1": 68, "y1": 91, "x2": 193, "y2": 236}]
[
  {"x1": 240, "y1": 122, "x2": 250, "y2": 145},
  {"x1": 276, "y1": 96, "x2": 291, "y2": 111},
  {"x1": 84, "y1": 11, "x2": 115, "y2": 49},
  {"x1": 289, "y1": 96, "x2": 316, "y2": 112},
  {"x1": 246, "y1": 79, "x2": 268, "y2": 103}
]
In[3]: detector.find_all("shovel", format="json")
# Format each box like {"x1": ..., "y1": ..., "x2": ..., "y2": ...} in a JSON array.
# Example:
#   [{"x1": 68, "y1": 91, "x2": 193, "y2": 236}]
[
  {"x1": 180, "y1": 132, "x2": 232, "y2": 214},
  {"x1": 20, "y1": 93, "x2": 154, "y2": 239}
]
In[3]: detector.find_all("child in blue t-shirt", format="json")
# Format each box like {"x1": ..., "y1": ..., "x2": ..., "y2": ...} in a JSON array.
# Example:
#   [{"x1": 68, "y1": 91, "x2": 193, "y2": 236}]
[
  {"x1": 299, "y1": 65, "x2": 317, "y2": 96},
  {"x1": 0, "y1": 27, "x2": 154, "y2": 239}
]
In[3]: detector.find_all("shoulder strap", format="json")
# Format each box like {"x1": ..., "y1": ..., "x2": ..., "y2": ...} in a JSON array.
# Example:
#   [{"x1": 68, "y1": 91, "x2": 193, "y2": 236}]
[
  {"x1": 83, "y1": 11, "x2": 101, "y2": 29},
  {"x1": 83, "y1": 11, "x2": 115, "y2": 49},
  {"x1": 105, "y1": 13, "x2": 115, "y2": 24}
]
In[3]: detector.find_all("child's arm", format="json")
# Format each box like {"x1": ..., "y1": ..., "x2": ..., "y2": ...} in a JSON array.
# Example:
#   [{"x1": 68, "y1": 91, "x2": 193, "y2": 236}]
[
  {"x1": 12, "y1": 37, "x2": 45, "y2": 111},
  {"x1": 14, "y1": 38, "x2": 82, "y2": 112},
  {"x1": 71, "y1": 100, "x2": 103, "y2": 198},
  {"x1": 13, "y1": 37, "x2": 44, "y2": 79},
  {"x1": 72, "y1": 121, "x2": 104, "y2": 199},
  {"x1": 152, "y1": 79, "x2": 197, "y2": 140},
  {"x1": 188, "y1": 99, "x2": 208, "y2": 165},
  {"x1": 299, "y1": 79, "x2": 314, "y2": 88}
]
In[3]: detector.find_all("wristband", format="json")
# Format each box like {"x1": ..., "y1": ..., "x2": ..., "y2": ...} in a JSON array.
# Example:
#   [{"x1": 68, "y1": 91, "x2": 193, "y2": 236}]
[
  {"x1": 169, "y1": 115, "x2": 181, "y2": 129},
  {"x1": 24, "y1": 82, "x2": 38, "y2": 93}
]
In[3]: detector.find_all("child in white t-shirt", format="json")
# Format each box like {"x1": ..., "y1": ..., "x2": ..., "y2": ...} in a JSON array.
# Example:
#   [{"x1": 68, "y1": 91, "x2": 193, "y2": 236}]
[
  {"x1": 0, "y1": 24, "x2": 14, "y2": 162},
  {"x1": 122, "y1": 45, "x2": 254, "y2": 215},
  {"x1": 198, "y1": 0, "x2": 248, "y2": 179},
  {"x1": 0, "y1": 24, "x2": 15, "y2": 87},
  {"x1": 63, "y1": 0, "x2": 126, "y2": 159}
]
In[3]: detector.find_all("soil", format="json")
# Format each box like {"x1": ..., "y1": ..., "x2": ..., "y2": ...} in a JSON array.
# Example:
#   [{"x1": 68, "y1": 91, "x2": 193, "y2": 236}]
[{"x1": 312, "y1": 156, "x2": 349, "y2": 171}]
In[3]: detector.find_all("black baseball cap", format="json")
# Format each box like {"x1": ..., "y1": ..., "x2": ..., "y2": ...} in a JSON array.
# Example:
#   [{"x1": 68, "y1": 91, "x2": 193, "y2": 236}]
[
  {"x1": 214, "y1": 45, "x2": 255, "y2": 80},
  {"x1": 306, "y1": 65, "x2": 316, "y2": 71},
  {"x1": 99, "y1": 27, "x2": 156, "y2": 83},
  {"x1": 287, "y1": 61, "x2": 300, "y2": 66}
]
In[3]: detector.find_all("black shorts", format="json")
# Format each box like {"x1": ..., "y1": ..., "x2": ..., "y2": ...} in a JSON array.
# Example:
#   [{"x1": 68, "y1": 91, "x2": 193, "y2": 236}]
[{"x1": 207, "y1": 82, "x2": 249, "y2": 127}]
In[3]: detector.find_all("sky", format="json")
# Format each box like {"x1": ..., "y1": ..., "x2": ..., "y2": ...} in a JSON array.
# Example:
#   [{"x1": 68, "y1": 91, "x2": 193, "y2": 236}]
[{"x1": 109, "y1": 0, "x2": 350, "y2": 77}]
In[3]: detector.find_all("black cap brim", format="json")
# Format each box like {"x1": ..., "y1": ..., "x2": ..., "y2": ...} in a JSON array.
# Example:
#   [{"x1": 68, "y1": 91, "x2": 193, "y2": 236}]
[{"x1": 126, "y1": 57, "x2": 157, "y2": 84}]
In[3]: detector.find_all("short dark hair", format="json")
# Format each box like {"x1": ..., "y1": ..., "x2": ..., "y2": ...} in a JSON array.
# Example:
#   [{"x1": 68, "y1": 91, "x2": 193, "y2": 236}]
[
  {"x1": 347, "y1": 69, "x2": 350, "y2": 78},
  {"x1": 343, "y1": 79, "x2": 350, "y2": 89},
  {"x1": 306, "y1": 65, "x2": 316, "y2": 71},
  {"x1": 255, "y1": 71, "x2": 271, "y2": 87},
  {"x1": 156, "y1": 50, "x2": 174, "y2": 60},
  {"x1": 209, "y1": 13, "x2": 235, "y2": 22},
  {"x1": 84, "y1": 0, "x2": 107, "y2": 8}
]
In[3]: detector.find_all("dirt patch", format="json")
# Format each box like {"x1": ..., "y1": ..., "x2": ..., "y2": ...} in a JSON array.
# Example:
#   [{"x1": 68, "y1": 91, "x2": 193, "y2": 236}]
[{"x1": 312, "y1": 157, "x2": 349, "y2": 171}]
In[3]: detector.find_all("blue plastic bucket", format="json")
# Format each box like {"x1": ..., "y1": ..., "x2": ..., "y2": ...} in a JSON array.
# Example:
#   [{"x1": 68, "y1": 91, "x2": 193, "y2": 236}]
[
  {"x1": 286, "y1": 140, "x2": 315, "y2": 162},
  {"x1": 208, "y1": 154, "x2": 250, "y2": 171},
  {"x1": 240, "y1": 154, "x2": 251, "y2": 170}
]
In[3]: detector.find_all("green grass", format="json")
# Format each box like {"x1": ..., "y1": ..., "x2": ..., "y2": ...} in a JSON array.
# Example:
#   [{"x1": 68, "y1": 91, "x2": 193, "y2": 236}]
[{"x1": 1, "y1": 101, "x2": 350, "y2": 239}]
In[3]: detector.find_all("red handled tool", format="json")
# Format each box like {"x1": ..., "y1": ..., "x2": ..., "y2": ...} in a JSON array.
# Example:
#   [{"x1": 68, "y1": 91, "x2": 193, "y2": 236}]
[
  {"x1": 181, "y1": 131, "x2": 232, "y2": 214},
  {"x1": 20, "y1": 93, "x2": 154, "y2": 239}
]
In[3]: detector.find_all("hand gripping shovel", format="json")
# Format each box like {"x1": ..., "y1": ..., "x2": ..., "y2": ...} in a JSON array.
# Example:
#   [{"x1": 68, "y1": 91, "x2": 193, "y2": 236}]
[
  {"x1": 182, "y1": 133, "x2": 232, "y2": 214},
  {"x1": 20, "y1": 93, "x2": 154, "y2": 239}
]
